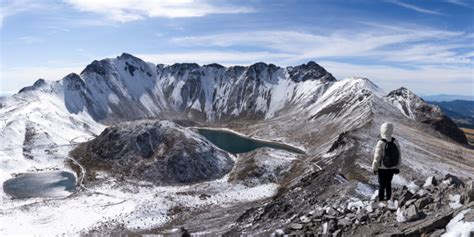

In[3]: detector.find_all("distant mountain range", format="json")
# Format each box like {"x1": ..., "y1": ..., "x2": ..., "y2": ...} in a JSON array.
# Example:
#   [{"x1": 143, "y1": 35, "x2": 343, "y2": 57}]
[
  {"x1": 422, "y1": 94, "x2": 474, "y2": 102},
  {"x1": 429, "y1": 100, "x2": 474, "y2": 128}
]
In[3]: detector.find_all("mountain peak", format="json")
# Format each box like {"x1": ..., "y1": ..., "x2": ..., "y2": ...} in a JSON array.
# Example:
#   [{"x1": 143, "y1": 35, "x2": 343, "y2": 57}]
[
  {"x1": 63, "y1": 73, "x2": 85, "y2": 91},
  {"x1": 287, "y1": 61, "x2": 336, "y2": 82},
  {"x1": 169, "y1": 62, "x2": 200, "y2": 71},
  {"x1": 81, "y1": 60, "x2": 110, "y2": 76},
  {"x1": 18, "y1": 78, "x2": 47, "y2": 93},
  {"x1": 204, "y1": 63, "x2": 225, "y2": 69},
  {"x1": 387, "y1": 87, "x2": 421, "y2": 101},
  {"x1": 305, "y1": 60, "x2": 322, "y2": 68},
  {"x1": 385, "y1": 87, "x2": 467, "y2": 144},
  {"x1": 117, "y1": 52, "x2": 140, "y2": 60}
]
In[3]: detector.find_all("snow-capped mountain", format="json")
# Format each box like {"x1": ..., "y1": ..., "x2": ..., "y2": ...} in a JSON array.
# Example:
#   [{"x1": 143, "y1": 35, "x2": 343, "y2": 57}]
[
  {"x1": 17, "y1": 53, "x2": 335, "y2": 123},
  {"x1": 0, "y1": 53, "x2": 472, "y2": 235}
]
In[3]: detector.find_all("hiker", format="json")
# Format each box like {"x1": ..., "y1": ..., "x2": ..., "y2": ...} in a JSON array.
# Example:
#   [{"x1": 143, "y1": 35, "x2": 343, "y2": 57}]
[{"x1": 372, "y1": 122, "x2": 401, "y2": 202}]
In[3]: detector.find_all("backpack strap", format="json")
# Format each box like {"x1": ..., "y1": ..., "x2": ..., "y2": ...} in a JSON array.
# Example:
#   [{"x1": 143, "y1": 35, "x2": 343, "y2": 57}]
[
  {"x1": 391, "y1": 137, "x2": 395, "y2": 142},
  {"x1": 379, "y1": 138, "x2": 388, "y2": 167}
]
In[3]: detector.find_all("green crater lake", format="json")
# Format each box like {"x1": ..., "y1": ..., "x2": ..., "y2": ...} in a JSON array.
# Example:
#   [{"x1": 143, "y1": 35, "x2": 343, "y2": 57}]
[{"x1": 197, "y1": 128, "x2": 305, "y2": 154}]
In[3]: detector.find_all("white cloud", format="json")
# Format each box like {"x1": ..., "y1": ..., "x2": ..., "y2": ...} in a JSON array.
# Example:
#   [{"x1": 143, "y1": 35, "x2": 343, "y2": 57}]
[
  {"x1": 0, "y1": 65, "x2": 84, "y2": 95},
  {"x1": 446, "y1": 0, "x2": 474, "y2": 8},
  {"x1": 19, "y1": 36, "x2": 44, "y2": 44},
  {"x1": 388, "y1": 0, "x2": 445, "y2": 15},
  {"x1": 0, "y1": 0, "x2": 46, "y2": 27},
  {"x1": 171, "y1": 27, "x2": 472, "y2": 66},
  {"x1": 65, "y1": 0, "x2": 254, "y2": 22},
  {"x1": 319, "y1": 61, "x2": 474, "y2": 95}
]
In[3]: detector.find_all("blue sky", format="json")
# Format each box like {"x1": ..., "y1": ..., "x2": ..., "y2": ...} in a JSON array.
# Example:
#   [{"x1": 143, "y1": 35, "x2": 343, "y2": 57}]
[{"x1": 0, "y1": 0, "x2": 473, "y2": 96}]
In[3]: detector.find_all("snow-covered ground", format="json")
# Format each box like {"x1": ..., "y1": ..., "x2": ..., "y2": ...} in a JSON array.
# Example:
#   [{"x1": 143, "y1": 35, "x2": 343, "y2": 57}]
[
  {"x1": 442, "y1": 208, "x2": 474, "y2": 237},
  {"x1": 0, "y1": 172, "x2": 278, "y2": 235},
  {"x1": 0, "y1": 91, "x2": 281, "y2": 235}
]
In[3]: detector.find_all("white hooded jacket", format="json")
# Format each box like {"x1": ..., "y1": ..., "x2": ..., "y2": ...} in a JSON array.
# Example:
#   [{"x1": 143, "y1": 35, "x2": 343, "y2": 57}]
[{"x1": 372, "y1": 122, "x2": 401, "y2": 171}]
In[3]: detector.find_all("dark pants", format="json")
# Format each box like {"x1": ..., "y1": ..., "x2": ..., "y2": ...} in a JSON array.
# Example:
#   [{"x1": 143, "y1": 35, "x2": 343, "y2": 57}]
[{"x1": 378, "y1": 169, "x2": 396, "y2": 201}]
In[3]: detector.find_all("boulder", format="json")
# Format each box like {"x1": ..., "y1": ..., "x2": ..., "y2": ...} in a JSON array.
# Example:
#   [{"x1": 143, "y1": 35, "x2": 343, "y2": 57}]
[
  {"x1": 399, "y1": 189, "x2": 414, "y2": 206},
  {"x1": 402, "y1": 211, "x2": 453, "y2": 236},
  {"x1": 415, "y1": 196, "x2": 433, "y2": 210},
  {"x1": 463, "y1": 208, "x2": 474, "y2": 222},
  {"x1": 311, "y1": 209, "x2": 325, "y2": 218},
  {"x1": 415, "y1": 180, "x2": 425, "y2": 187},
  {"x1": 324, "y1": 215, "x2": 337, "y2": 220},
  {"x1": 356, "y1": 213, "x2": 368, "y2": 222},
  {"x1": 404, "y1": 199, "x2": 417, "y2": 208},
  {"x1": 383, "y1": 210, "x2": 392, "y2": 219},
  {"x1": 328, "y1": 219, "x2": 337, "y2": 232},
  {"x1": 448, "y1": 194, "x2": 462, "y2": 209},
  {"x1": 433, "y1": 191, "x2": 443, "y2": 203},
  {"x1": 300, "y1": 215, "x2": 311, "y2": 224},
  {"x1": 405, "y1": 205, "x2": 421, "y2": 222},
  {"x1": 423, "y1": 176, "x2": 438, "y2": 188},
  {"x1": 273, "y1": 229, "x2": 285, "y2": 237},
  {"x1": 438, "y1": 181, "x2": 449, "y2": 191},
  {"x1": 374, "y1": 208, "x2": 381, "y2": 217},
  {"x1": 430, "y1": 229, "x2": 445, "y2": 237},
  {"x1": 326, "y1": 206, "x2": 340, "y2": 216},
  {"x1": 387, "y1": 200, "x2": 399, "y2": 211},
  {"x1": 462, "y1": 181, "x2": 474, "y2": 204},
  {"x1": 333, "y1": 229, "x2": 342, "y2": 237},
  {"x1": 345, "y1": 213, "x2": 356, "y2": 219},
  {"x1": 365, "y1": 204, "x2": 374, "y2": 213},
  {"x1": 290, "y1": 223, "x2": 303, "y2": 230},
  {"x1": 444, "y1": 174, "x2": 464, "y2": 188},
  {"x1": 337, "y1": 218, "x2": 352, "y2": 229}
]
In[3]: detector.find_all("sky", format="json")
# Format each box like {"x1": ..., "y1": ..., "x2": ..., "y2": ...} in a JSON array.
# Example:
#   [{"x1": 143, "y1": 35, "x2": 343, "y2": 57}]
[{"x1": 0, "y1": 0, "x2": 473, "y2": 96}]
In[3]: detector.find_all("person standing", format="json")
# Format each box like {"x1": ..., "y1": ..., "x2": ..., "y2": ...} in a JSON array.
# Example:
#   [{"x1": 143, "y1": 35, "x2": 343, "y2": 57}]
[{"x1": 372, "y1": 122, "x2": 401, "y2": 202}]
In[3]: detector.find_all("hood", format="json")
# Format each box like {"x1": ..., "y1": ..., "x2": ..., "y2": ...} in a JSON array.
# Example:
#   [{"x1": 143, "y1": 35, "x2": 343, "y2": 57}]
[{"x1": 380, "y1": 122, "x2": 393, "y2": 140}]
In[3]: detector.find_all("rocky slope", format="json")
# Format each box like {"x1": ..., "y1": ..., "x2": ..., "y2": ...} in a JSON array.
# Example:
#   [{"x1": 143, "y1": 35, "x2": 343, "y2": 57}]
[
  {"x1": 273, "y1": 174, "x2": 474, "y2": 236},
  {"x1": 71, "y1": 120, "x2": 234, "y2": 185}
]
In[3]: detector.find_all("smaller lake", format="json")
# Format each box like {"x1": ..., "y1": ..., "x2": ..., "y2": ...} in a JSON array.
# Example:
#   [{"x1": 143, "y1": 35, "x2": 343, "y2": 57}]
[
  {"x1": 3, "y1": 171, "x2": 76, "y2": 199},
  {"x1": 196, "y1": 128, "x2": 305, "y2": 154}
]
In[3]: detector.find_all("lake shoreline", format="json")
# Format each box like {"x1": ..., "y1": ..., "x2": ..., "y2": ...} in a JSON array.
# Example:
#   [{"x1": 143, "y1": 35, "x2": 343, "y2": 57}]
[{"x1": 191, "y1": 126, "x2": 306, "y2": 154}]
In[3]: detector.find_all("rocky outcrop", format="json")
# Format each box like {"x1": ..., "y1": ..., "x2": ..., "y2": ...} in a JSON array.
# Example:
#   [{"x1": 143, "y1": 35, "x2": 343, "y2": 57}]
[
  {"x1": 70, "y1": 120, "x2": 234, "y2": 185},
  {"x1": 287, "y1": 61, "x2": 336, "y2": 83}
]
